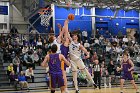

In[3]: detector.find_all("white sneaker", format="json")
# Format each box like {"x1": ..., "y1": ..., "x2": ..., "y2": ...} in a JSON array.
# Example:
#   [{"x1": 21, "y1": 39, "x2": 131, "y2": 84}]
[
  {"x1": 109, "y1": 83, "x2": 111, "y2": 88},
  {"x1": 104, "y1": 83, "x2": 108, "y2": 88},
  {"x1": 65, "y1": 88, "x2": 69, "y2": 93}
]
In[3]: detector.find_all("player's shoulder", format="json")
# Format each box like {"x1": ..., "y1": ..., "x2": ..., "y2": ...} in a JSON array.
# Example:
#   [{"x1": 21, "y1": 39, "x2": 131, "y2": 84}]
[{"x1": 59, "y1": 53, "x2": 63, "y2": 57}]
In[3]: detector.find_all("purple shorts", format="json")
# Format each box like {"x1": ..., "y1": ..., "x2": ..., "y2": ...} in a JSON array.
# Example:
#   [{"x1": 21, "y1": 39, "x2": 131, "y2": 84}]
[
  {"x1": 121, "y1": 72, "x2": 133, "y2": 80},
  {"x1": 50, "y1": 73, "x2": 64, "y2": 88}
]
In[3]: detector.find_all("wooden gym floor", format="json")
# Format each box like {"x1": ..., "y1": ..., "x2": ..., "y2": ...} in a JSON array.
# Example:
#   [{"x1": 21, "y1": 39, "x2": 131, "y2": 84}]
[
  {"x1": 1, "y1": 86, "x2": 140, "y2": 93},
  {"x1": 31, "y1": 88, "x2": 139, "y2": 93}
]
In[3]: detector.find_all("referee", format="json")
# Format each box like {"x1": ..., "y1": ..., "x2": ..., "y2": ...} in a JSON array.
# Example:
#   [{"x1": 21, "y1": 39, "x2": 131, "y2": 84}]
[{"x1": 93, "y1": 59, "x2": 101, "y2": 89}]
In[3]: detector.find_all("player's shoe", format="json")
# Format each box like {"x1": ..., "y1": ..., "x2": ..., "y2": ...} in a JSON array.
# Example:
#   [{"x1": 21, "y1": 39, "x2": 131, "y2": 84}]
[
  {"x1": 104, "y1": 83, "x2": 108, "y2": 88},
  {"x1": 65, "y1": 89, "x2": 69, "y2": 93},
  {"x1": 93, "y1": 83, "x2": 97, "y2": 89},
  {"x1": 109, "y1": 83, "x2": 112, "y2": 88},
  {"x1": 75, "y1": 90, "x2": 79, "y2": 93}
]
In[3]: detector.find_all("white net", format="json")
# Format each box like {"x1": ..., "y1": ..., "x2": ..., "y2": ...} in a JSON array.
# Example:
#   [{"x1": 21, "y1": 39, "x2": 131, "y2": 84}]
[{"x1": 40, "y1": 11, "x2": 52, "y2": 27}]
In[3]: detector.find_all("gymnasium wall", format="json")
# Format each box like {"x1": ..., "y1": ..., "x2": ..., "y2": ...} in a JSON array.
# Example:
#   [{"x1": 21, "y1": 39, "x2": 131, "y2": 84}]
[
  {"x1": 95, "y1": 8, "x2": 139, "y2": 35},
  {"x1": 54, "y1": 6, "x2": 92, "y2": 35},
  {"x1": 0, "y1": 2, "x2": 9, "y2": 33}
]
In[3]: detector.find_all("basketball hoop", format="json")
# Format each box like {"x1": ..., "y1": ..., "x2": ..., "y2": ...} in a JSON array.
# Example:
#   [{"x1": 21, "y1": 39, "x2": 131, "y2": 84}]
[{"x1": 38, "y1": 8, "x2": 53, "y2": 27}]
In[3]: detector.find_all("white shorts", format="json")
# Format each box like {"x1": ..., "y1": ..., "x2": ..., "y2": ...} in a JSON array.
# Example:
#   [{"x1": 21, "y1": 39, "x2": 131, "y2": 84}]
[{"x1": 70, "y1": 58, "x2": 86, "y2": 72}]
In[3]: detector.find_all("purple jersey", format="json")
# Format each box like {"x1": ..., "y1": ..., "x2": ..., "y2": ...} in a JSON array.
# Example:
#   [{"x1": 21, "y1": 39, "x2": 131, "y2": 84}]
[
  {"x1": 60, "y1": 44, "x2": 69, "y2": 70},
  {"x1": 122, "y1": 59, "x2": 132, "y2": 73},
  {"x1": 60, "y1": 44, "x2": 69, "y2": 59},
  {"x1": 121, "y1": 59, "x2": 133, "y2": 80},
  {"x1": 48, "y1": 53, "x2": 62, "y2": 74}
]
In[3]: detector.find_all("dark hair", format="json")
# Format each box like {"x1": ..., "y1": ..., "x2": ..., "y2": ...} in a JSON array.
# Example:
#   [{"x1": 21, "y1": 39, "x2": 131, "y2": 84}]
[
  {"x1": 71, "y1": 32, "x2": 81, "y2": 42},
  {"x1": 51, "y1": 44, "x2": 57, "y2": 53}
]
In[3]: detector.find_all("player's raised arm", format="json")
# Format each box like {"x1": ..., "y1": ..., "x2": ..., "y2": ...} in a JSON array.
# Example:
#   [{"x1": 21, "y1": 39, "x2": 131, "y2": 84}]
[
  {"x1": 41, "y1": 54, "x2": 49, "y2": 67},
  {"x1": 56, "y1": 23, "x2": 65, "y2": 43},
  {"x1": 79, "y1": 44, "x2": 90, "y2": 59}
]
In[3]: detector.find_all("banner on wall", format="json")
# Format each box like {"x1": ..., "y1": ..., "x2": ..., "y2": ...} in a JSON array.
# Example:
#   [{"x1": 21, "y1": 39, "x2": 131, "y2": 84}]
[{"x1": 0, "y1": 6, "x2": 8, "y2": 15}]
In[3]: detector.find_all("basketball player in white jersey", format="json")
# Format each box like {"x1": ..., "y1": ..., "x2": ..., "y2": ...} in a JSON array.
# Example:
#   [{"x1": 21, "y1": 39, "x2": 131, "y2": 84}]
[
  {"x1": 65, "y1": 30, "x2": 97, "y2": 93},
  {"x1": 48, "y1": 24, "x2": 63, "y2": 53}
]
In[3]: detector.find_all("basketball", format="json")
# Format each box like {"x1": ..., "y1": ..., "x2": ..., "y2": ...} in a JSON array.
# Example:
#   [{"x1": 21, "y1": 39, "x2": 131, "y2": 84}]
[{"x1": 68, "y1": 14, "x2": 75, "y2": 20}]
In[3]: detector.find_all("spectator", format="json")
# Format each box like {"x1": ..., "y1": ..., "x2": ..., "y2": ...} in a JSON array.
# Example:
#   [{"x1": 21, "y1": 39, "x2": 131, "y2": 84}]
[
  {"x1": 91, "y1": 52, "x2": 98, "y2": 63},
  {"x1": 37, "y1": 38, "x2": 43, "y2": 47},
  {"x1": 14, "y1": 63, "x2": 22, "y2": 74},
  {"x1": 7, "y1": 63, "x2": 14, "y2": 76},
  {"x1": 82, "y1": 30, "x2": 88, "y2": 42},
  {"x1": 12, "y1": 55, "x2": 20, "y2": 72},
  {"x1": 18, "y1": 71, "x2": 29, "y2": 90},
  {"x1": 123, "y1": 36, "x2": 128, "y2": 45},
  {"x1": 94, "y1": 38, "x2": 99, "y2": 45},
  {"x1": 3, "y1": 49, "x2": 11, "y2": 63},
  {"x1": 134, "y1": 31, "x2": 139, "y2": 43},
  {"x1": 25, "y1": 67, "x2": 34, "y2": 83},
  {"x1": 22, "y1": 46, "x2": 28, "y2": 54},
  {"x1": 99, "y1": 35, "x2": 104, "y2": 43},
  {"x1": 37, "y1": 48, "x2": 43, "y2": 65},
  {"x1": 101, "y1": 61, "x2": 109, "y2": 88},
  {"x1": 31, "y1": 39, "x2": 37, "y2": 48},
  {"x1": 0, "y1": 47, "x2": 4, "y2": 63},
  {"x1": 116, "y1": 45, "x2": 123, "y2": 54},
  {"x1": 99, "y1": 28, "x2": 104, "y2": 35},
  {"x1": 31, "y1": 51, "x2": 39, "y2": 65},
  {"x1": 24, "y1": 52, "x2": 34, "y2": 69},
  {"x1": 107, "y1": 60, "x2": 115, "y2": 87},
  {"x1": 89, "y1": 34, "x2": 94, "y2": 44},
  {"x1": 9, "y1": 71, "x2": 18, "y2": 90},
  {"x1": 84, "y1": 40, "x2": 90, "y2": 49}
]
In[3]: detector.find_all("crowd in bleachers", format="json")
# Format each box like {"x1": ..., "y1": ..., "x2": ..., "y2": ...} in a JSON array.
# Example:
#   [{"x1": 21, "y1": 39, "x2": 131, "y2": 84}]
[{"x1": 0, "y1": 27, "x2": 140, "y2": 90}]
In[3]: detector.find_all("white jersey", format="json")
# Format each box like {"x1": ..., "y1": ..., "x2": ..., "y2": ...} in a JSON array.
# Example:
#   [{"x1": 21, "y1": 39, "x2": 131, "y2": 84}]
[
  {"x1": 51, "y1": 39, "x2": 61, "y2": 53},
  {"x1": 69, "y1": 41, "x2": 81, "y2": 60}
]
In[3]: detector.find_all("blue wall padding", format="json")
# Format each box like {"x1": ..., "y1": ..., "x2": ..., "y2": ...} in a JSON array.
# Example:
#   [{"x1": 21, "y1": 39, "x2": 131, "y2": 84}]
[
  {"x1": 55, "y1": 6, "x2": 92, "y2": 35},
  {"x1": 95, "y1": 8, "x2": 139, "y2": 35}
]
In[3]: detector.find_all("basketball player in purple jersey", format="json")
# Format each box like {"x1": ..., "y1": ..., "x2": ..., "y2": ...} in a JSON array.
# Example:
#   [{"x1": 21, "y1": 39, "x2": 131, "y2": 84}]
[
  {"x1": 117, "y1": 52, "x2": 139, "y2": 93},
  {"x1": 41, "y1": 44, "x2": 70, "y2": 93},
  {"x1": 60, "y1": 19, "x2": 70, "y2": 93}
]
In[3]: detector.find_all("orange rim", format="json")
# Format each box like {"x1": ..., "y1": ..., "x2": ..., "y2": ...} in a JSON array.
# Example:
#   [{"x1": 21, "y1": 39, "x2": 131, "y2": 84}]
[{"x1": 38, "y1": 8, "x2": 52, "y2": 15}]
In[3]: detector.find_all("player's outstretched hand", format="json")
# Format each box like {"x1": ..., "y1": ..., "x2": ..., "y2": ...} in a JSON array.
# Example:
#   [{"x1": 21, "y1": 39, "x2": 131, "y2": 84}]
[{"x1": 85, "y1": 55, "x2": 90, "y2": 59}]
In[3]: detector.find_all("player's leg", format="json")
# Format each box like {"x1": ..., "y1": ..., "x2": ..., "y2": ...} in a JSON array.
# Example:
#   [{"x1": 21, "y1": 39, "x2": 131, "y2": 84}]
[
  {"x1": 70, "y1": 60, "x2": 79, "y2": 93},
  {"x1": 62, "y1": 70, "x2": 69, "y2": 93},
  {"x1": 60, "y1": 86, "x2": 66, "y2": 93},
  {"x1": 128, "y1": 73, "x2": 139, "y2": 93},
  {"x1": 120, "y1": 79, "x2": 125, "y2": 93},
  {"x1": 103, "y1": 77, "x2": 108, "y2": 88},
  {"x1": 58, "y1": 73, "x2": 66, "y2": 93},
  {"x1": 109, "y1": 76, "x2": 112, "y2": 87},
  {"x1": 50, "y1": 74, "x2": 56, "y2": 93},
  {"x1": 77, "y1": 59, "x2": 97, "y2": 88},
  {"x1": 130, "y1": 80, "x2": 139, "y2": 92}
]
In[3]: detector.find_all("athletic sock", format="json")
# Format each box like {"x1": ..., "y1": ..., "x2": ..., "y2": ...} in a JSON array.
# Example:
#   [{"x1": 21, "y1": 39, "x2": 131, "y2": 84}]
[
  {"x1": 83, "y1": 68, "x2": 95, "y2": 84},
  {"x1": 72, "y1": 71, "x2": 78, "y2": 90}
]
